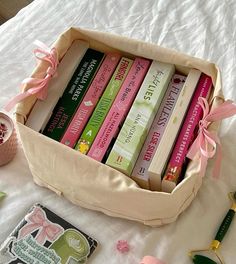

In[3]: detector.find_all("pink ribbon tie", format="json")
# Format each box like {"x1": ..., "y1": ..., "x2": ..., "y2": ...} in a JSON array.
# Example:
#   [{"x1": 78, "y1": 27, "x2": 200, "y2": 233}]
[
  {"x1": 18, "y1": 207, "x2": 63, "y2": 245},
  {"x1": 4, "y1": 40, "x2": 58, "y2": 112},
  {"x1": 187, "y1": 97, "x2": 236, "y2": 178}
]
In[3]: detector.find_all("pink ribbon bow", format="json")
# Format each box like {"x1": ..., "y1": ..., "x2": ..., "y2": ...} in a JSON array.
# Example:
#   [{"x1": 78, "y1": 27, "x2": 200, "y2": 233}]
[
  {"x1": 4, "y1": 40, "x2": 58, "y2": 112},
  {"x1": 18, "y1": 207, "x2": 63, "y2": 245},
  {"x1": 187, "y1": 97, "x2": 236, "y2": 178}
]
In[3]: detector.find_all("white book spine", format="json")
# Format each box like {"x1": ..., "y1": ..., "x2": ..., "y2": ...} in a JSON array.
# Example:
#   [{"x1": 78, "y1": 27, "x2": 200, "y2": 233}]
[
  {"x1": 25, "y1": 40, "x2": 89, "y2": 132},
  {"x1": 148, "y1": 69, "x2": 201, "y2": 191},
  {"x1": 131, "y1": 74, "x2": 186, "y2": 189}
]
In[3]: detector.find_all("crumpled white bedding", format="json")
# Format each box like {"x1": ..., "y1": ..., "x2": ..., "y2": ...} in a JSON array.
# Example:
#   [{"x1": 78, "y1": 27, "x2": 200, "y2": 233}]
[{"x1": 0, "y1": 0, "x2": 236, "y2": 263}]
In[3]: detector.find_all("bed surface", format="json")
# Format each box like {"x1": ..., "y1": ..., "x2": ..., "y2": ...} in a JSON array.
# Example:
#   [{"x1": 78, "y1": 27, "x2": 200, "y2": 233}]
[{"x1": 1, "y1": 0, "x2": 236, "y2": 263}]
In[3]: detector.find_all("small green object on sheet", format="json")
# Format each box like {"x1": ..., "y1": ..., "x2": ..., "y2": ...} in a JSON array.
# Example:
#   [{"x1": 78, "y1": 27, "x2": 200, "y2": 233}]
[{"x1": 0, "y1": 192, "x2": 6, "y2": 200}]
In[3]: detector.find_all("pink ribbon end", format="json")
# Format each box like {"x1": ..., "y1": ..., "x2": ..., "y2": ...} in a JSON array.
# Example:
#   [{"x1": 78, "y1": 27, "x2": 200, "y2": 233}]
[
  {"x1": 187, "y1": 97, "x2": 236, "y2": 179},
  {"x1": 4, "y1": 41, "x2": 58, "y2": 112}
]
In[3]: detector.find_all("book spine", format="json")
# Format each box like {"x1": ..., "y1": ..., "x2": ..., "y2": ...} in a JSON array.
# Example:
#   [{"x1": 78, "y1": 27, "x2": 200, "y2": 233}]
[
  {"x1": 43, "y1": 49, "x2": 104, "y2": 141},
  {"x1": 131, "y1": 74, "x2": 186, "y2": 188},
  {"x1": 148, "y1": 69, "x2": 202, "y2": 191},
  {"x1": 60, "y1": 53, "x2": 121, "y2": 148},
  {"x1": 161, "y1": 74, "x2": 212, "y2": 192},
  {"x1": 104, "y1": 61, "x2": 174, "y2": 175},
  {"x1": 88, "y1": 57, "x2": 151, "y2": 163},
  {"x1": 75, "y1": 57, "x2": 133, "y2": 154},
  {"x1": 25, "y1": 40, "x2": 89, "y2": 132}
]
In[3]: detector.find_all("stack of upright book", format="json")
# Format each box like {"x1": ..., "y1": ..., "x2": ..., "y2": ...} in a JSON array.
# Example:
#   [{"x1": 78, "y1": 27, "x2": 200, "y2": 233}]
[{"x1": 26, "y1": 40, "x2": 213, "y2": 193}]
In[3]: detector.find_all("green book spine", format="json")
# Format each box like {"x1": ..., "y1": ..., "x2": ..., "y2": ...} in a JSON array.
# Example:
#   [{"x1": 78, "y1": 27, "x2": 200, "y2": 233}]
[
  {"x1": 106, "y1": 61, "x2": 175, "y2": 175},
  {"x1": 43, "y1": 49, "x2": 104, "y2": 141},
  {"x1": 75, "y1": 57, "x2": 133, "y2": 154}
]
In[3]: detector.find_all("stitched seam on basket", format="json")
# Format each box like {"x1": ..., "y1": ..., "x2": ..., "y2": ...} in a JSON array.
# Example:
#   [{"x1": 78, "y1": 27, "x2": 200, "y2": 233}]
[{"x1": 145, "y1": 189, "x2": 196, "y2": 225}]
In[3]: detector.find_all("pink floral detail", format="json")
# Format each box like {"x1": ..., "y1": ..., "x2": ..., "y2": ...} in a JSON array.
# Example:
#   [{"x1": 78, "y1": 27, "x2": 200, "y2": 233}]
[{"x1": 116, "y1": 240, "x2": 130, "y2": 253}]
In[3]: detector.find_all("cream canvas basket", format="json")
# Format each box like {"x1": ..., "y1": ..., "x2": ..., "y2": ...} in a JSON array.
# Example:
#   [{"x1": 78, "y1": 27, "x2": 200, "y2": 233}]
[{"x1": 15, "y1": 27, "x2": 224, "y2": 227}]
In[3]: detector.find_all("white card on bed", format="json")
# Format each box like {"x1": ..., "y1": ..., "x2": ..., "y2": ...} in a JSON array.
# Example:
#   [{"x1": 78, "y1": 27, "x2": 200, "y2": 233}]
[{"x1": 25, "y1": 40, "x2": 89, "y2": 132}]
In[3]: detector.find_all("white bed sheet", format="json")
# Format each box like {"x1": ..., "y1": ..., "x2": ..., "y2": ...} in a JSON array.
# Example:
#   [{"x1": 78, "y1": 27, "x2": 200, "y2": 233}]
[{"x1": 0, "y1": 0, "x2": 236, "y2": 263}]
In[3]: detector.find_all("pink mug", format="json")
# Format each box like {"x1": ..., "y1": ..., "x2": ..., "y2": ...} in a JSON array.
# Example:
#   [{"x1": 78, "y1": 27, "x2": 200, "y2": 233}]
[{"x1": 0, "y1": 112, "x2": 17, "y2": 166}]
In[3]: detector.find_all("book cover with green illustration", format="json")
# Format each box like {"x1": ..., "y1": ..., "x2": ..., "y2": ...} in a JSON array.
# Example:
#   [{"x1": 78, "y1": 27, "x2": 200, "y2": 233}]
[{"x1": 0, "y1": 204, "x2": 98, "y2": 264}]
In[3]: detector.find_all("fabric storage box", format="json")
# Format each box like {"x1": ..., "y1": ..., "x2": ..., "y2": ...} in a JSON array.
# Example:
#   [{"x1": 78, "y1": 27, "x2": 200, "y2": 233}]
[{"x1": 15, "y1": 27, "x2": 224, "y2": 227}]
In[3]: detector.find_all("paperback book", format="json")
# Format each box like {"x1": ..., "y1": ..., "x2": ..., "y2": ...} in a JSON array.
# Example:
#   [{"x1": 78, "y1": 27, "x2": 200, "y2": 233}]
[
  {"x1": 60, "y1": 53, "x2": 121, "y2": 148},
  {"x1": 43, "y1": 49, "x2": 104, "y2": 141},
  {"x1": 131, "y1": 74, "x2": 186, "y2": 189},
  {"x1": 0, "y1": 204, "x2": 98, "y2": 264},
  {"x1": 104, "y1": 61, "x2": 174, "y2": 175},
  {"x1": 148, "y1": 69, "x2": 202, "y2": 191},
  {"x1": 161, "y1": 73, "x2": 212, "y2": 192},
  {"x1": 75, "y1": 57, "x2": 133, "y2": 154},
  {"x1": 88, "y1": 57, "x2": 151, "y2": 162},
  {"x1": 25, "y1": 40, "x2": 89, "y2": 132}
]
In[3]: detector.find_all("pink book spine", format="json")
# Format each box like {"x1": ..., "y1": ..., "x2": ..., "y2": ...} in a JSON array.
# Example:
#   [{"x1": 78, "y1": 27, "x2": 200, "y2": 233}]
[
  {"x1": 162, "y1": 74, "x2": 212, "y2": 185},
  {"x1": 60, "y1": 53, "x2": 121, "y2": 148},
  {"x1": 87, "y1": 57, "x2": 151, "y2": 162}
]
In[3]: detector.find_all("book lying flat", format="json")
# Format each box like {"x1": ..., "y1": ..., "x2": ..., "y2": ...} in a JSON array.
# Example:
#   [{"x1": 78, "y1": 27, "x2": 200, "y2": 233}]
[
  {"x1": 89, "y1": 57, "x2": 151, "y2": 163},
  {"x1": 131, "y1": 74, "x2": 186, "y2": 189},
  {"x1": 43, "y1": 49, "x2": 104, "y2": 141},
  {"x1": 0, "y1": 204, "x2": 98, "y2": 264},
  {"x1": 60, "y1": 53, "x2": 121, "y2": 148},
  {"x1": 75, "y1": 57, "x2": 133, "y2": 154},
  {"x1": 148, "y1": 69, "x2": 201, "y2": 191},
  {"x1": 104, "y1": 61, "x2": 174, "y2": 175},
  {"x1": 25, "y1": 40, "x2": 89, "y2": 132},
  {"x1": 161, "y1": 74, "x2": 212, "y2": 193}
]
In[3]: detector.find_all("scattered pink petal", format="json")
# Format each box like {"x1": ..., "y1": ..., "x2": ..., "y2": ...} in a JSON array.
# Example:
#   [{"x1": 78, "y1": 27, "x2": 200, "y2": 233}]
[{"x1": 116, "y1": 240, "x2": 130, "y2": 253}]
